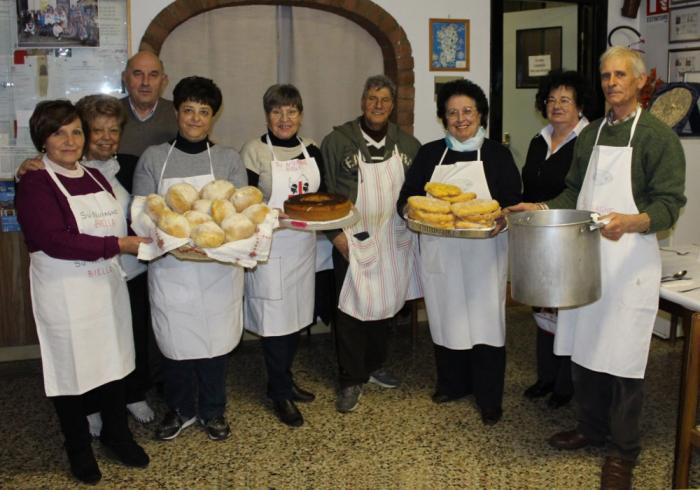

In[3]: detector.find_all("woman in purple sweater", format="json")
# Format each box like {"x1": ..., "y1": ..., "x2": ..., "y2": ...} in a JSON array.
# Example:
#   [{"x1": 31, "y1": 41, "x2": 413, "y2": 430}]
[{"x1": 16, "y1": 100, "x2": 150, "y2": 485}]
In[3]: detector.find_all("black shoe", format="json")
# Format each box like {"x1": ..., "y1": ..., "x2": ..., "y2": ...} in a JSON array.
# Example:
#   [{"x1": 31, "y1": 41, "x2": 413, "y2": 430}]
[
  {"x1": 431, "y1": 392, "x2": 466, "y2": 404},
  {"x1": 155, "y1": 410, "x2": 196, "y2": 441},
  {"x1": 523, "y1": 381, "x2": 554, "y2": 399},
  {"x1": 66, "y1": 446, "x2": 101, "y2": 485},
  {"x1": 201, "y1": 416, "x2": 231, "y2": 441},
  {"x1": 291, "y1": 382, "x2": 316, "y2": 403},
  {"x1": 547, "y1": 393, "x2": 573, "y2": 409},
  {"x1": 273, "y1": 399, "x2": 304, "y2": 427},
  {"x1": 101, "y1": 439, "x2": 149, "y2": 468},
  {"x1": 480, "y1": 407, "x2": 503, "y2": 426}
]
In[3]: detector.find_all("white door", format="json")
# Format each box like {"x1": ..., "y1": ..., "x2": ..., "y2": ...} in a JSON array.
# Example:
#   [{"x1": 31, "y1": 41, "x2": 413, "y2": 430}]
[{"x1": 503, "y1": 4, "x2": 578, "y2": 169}]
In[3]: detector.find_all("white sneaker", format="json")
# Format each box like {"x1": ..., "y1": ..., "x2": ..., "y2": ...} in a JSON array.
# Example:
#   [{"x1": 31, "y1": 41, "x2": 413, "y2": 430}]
[
  {"x1": 86, "y1": 412, "x2": 102, "y2": 438},
  {"x1": 127, "y1": 400, "x2": 155, "y2": 424}
]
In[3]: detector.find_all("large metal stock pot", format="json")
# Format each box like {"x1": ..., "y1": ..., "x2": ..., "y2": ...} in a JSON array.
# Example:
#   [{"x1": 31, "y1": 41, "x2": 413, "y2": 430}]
[{"x1": 507, "y1": 209, "x2": 602, "y2": 308}]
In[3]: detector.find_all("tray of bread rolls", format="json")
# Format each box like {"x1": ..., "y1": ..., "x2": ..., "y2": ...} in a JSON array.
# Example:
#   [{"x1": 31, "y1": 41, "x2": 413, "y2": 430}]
[
  {"x1": 405, "y1": 182, "x2": 501, "y2": 239},
  {"x1": 131, "y1": 180, "x2": 278, "y2": 267}
]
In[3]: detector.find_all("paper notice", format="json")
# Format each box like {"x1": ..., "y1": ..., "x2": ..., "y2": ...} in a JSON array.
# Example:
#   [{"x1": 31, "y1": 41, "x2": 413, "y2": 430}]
[{"x1": 528, "y1": 55, "x2": 552, "y2": 77}]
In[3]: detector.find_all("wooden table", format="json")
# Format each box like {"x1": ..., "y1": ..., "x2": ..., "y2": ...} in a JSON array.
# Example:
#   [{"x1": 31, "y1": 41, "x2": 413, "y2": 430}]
[{"x1": 658, "y1": 245, "x2": 700, "y2": 488}]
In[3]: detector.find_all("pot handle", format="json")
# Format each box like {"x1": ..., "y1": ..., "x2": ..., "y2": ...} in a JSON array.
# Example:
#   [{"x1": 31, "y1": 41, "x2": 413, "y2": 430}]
[{"x1": 589, "y1": 212, "x2": 611, "y2": 231}]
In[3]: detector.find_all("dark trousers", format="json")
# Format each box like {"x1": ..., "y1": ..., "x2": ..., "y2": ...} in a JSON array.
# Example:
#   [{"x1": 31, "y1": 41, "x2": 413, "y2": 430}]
[
  {"x1": 314, "y1": 269, "x2": 336, "y2": 326},
  {"x1": 332, "y1": 247, "x2": 390, "y2": 388},
  {"x1": 434, "y1": 343, "x2": 506, "y2": 412},
  {"x1": 51, "y1": 379, "x2": 133, "y2": 453},
  {"x1": 162, "y1": 354, "x2": 228, "y2": 422},
  {"x1": 572, "y1": 362, "x2": 644, "y2": 461},
  {"x1": 261, "y1": 331, "x2": 300, "y2": 401},
  {"x1": 535, "y1": 327, "x2": 573, "y2": 397},
  {"x1": 124, "y1": 272, "x2": 152, "y2": 403}
]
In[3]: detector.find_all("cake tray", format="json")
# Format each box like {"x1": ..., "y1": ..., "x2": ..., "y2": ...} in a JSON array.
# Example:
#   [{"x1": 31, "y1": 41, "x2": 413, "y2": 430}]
[
  {"x1": 279, "y1": 207, "x2": 360, "y2": 231},
  {"x1": 406, "y1": 216, "x2": 497, "y2": 239}
]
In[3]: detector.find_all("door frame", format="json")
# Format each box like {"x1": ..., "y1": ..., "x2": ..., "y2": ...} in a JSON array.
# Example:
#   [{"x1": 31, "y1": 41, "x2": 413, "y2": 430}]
[{"x1": 489, "y1": 0, "x2": 607, "y2": 141}]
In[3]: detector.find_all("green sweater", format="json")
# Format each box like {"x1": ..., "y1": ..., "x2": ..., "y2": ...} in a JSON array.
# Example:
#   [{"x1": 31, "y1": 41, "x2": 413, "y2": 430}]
[{"x1": 547, "y1": 111, "x2": 687, "y2": 233}]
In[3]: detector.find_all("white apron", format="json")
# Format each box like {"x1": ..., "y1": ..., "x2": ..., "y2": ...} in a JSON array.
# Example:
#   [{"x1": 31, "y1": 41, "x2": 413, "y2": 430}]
[
  {"x1": 420, "y1": 147, "x2": 508, "y2": 350},
  {"x1": 149, "y1": 142, "x2": 244, "y2": 360},
  {"x1": 83, "y1": 157, "x2": 146, "y2": 281},
  {"x1": 555, "y1": 111, "x2": 660, "y2": 378},
  {"x1": 31, "y1": 163, "x2": 134, "y2": 396},
  {"x1": 244, "y1": 136, "x2": 321, "y2": 336},
  {"x1": 339, "y1": 148, "x2": 421, "y2": 321}
]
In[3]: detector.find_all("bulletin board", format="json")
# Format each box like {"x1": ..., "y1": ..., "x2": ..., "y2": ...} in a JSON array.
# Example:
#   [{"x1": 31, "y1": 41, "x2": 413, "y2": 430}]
[{"x1": 0, "y1": 0, "x2": 129, "y2": 179}]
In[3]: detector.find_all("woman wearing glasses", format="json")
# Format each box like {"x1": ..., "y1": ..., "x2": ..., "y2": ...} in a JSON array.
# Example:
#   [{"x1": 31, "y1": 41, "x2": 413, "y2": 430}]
[
  {"x1": 239, "y1": 84, "x2": 322, "y2": 427},
  {"x1": 521, "y1": 70, "x2": 591, "y2": 409},
  {"x1": 397, "y1": 79, "x2": 521, "y2": 425}
]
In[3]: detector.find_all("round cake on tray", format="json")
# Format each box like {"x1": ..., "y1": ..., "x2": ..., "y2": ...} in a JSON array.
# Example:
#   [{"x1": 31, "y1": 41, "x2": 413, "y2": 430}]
[{"x1": 284, "y1": 192, "x2": 352, "y2": 221}]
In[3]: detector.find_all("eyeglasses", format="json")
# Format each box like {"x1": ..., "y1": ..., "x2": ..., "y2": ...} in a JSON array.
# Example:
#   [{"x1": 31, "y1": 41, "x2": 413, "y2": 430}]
[
  {"x1": 545, "y1": 97, "x2": 574, "y2": 107},
  {"x1": 269, "y1": 108, "x2": 300, "y2": 120},
  {"x1": 446, "y1": 107, "x2": 478, "y2": 120}
]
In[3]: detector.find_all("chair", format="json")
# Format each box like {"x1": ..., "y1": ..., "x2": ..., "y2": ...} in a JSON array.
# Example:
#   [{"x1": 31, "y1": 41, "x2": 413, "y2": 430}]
[{"x1": 673, "y1": 312, "x2": 700, "y2": 489}]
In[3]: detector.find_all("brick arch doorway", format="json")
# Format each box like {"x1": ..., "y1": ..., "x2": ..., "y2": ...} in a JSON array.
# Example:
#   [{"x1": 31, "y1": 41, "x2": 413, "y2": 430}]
[{"x1": 138, "y1": 0, "x2": 415, "y2": 133}]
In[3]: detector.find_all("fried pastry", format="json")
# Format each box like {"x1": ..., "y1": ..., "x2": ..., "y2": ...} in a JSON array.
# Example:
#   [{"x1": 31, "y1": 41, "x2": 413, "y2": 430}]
[{"x1": 425, "y1": 182, "x2": 461, "y2": 198}]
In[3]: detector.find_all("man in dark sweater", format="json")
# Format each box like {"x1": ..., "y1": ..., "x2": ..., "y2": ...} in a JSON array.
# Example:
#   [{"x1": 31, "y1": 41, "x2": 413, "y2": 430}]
[
  {"x1": 117, "y1": 51, "x2": 177, "y2": 411},
  {"x1": 510, "y1": 47, "x2": 686, "y2": 490}
]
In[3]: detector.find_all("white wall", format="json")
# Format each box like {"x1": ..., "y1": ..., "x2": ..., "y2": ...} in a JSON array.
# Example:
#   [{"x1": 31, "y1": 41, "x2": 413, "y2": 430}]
[{"x1": 128, "y1": 0, "x2": 490, "y2": 145}]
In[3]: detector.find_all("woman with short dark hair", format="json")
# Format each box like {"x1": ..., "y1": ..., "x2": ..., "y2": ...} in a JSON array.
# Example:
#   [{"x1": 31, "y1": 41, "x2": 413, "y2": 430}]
[
  {"x1": 133, "y1": 76, "x2": 248, "y2": 442},
  {"x1": 521, "y1": 70, "x2": 591, "y2": 408},
  {"x1": 397, "y1": 79, "x2": 521, "y2": 425},
  {"x1": 16, "y1": 99, "x2": 150, "y2": 484},
  {"x1": 239, "y1": 84, "x2": 322, "y2": 427}
]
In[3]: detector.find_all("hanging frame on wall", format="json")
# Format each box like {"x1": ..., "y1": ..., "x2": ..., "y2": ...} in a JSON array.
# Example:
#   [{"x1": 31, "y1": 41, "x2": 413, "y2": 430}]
[
  {"x1": 648, "y1": 83, "x2": 700, "y2": 134},
  {"x1": 515, "y1": 27, "x2": 562, "y2": 89},
  {"x1": 429, "y1": 18, "x2": 470, "y2": 71},
  {"x1": 670, "y1": 5, "x2": 700, "y2": 43}
]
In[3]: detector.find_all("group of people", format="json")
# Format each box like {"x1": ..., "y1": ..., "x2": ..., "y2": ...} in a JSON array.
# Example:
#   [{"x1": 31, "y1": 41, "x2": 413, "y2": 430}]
[
  {"x1": 19, "y1": 2, "x2": 97, "y2": 44},
  {"x1": 14, "y1": 45, "x2": 686, "y2": 490}
]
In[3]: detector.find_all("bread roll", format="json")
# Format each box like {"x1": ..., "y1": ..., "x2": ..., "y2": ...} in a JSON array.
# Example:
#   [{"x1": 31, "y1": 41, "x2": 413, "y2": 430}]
[
  {"x1": 200, "y1": 180, "x2": 236, "y2": 201},
  {"x1": 231, "y1": 186, "x2": 264, "y2": 212},
  {"x1": 442, "y1": 192, "x2": 477, "y2": 203},
  {"x1": 242, "y1": 203, "x2": 270, "y2": 225},
  {"x1": 184, "y1": 210, "x2": 213, "y2": 227},
  {"x1": 407, "y1": 195, "x2": 451, "y2": 214},
  {"x1": 425, "y1": 182, "x2": 461, "y2": 198},
  {"x1": 221, "y1": 214, "x2": 256, "y2": 242},
  {"x1": 157, "y1": 210, "x2": 190, "y2": 238},
  {"x1": 211, "y1": 199, "x2": 237, "y2": 224},
  {"x1": 165, "y1": 183, "x2": 199, "y2": 214},
  {"x1": 450, "y1": 199, "x2": 500, "y2": 218},
  {"x1": 146, "y1": 194, "x2": 169, "y2": 222},
  {"x1": 192, "y1": 199, "x2": 213, "y2": 215},
  {"x1": 191, "y1": 221, "x2": 225, "y2": 248}
]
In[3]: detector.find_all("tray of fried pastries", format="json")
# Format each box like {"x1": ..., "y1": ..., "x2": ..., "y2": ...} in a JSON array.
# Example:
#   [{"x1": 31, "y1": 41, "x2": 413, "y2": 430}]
[{"x1": 405, "y1": 182, "x2": 501, "y2": 239}]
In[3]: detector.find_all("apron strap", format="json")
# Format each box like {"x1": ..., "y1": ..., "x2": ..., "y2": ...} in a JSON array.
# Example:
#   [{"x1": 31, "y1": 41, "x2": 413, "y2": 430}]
[
  {"x1": 265, "y1": 134, "x2": 312, "y2": 161},
  {"x1": 436, "y1": 145, "x2": 481, "y2": 167},
  {"x1": 593, "y1": 107, "x2": 642, "y2": 147},
  {"x1": 157, "y1": 141, "x2": 177, "y2": 189},
  {"x1": 157, "y1": 141, "x2": 215, "y2": 190}
]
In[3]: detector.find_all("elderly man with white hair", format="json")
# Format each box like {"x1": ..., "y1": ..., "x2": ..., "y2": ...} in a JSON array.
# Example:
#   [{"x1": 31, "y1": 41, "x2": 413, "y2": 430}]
[{"x1": 510, "y1": 46, "x2": 686, "y2": 489}]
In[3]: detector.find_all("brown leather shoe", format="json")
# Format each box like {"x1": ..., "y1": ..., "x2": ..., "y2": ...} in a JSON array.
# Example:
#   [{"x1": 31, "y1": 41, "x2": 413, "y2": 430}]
[
  {"x1": 600, "y1": 456, "x2": 633, "y2": 490},
  {"x1": 548, "y1": 429, "x2": 605, "y2": 450}
]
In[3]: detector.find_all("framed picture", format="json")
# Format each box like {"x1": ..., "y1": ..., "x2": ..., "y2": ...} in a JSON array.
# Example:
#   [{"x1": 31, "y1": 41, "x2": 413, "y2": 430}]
[
  {"x1": 670, "y1": 0, "x2": 700, "y2": 7},
  {"x1": 668, "y1": 48, "x2": 700, "y2": 81},
  {"x1": 515, "y1": 27, "x2": 562, "y2": 89},
  {"x1": 648, "y1": 0, "x2": 670, "y2": 15},
  {"x1": 434, "y1": 76, "x2": 464, "y2": 101},
  {"x1": 16, "y1": 0, "x2": 101, "y2": 48},
  {"x1": 429, "y1": 18, "x2": 470, "y2": 71},
  {"x1": 670, "y1": 5, "x2": 700, "y2": 43}
]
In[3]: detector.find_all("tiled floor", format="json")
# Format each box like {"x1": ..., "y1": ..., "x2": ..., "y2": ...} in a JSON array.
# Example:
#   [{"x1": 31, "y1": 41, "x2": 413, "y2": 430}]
[{"x1": 0, "y1": 306, "x2": 688, "y2": 489}]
